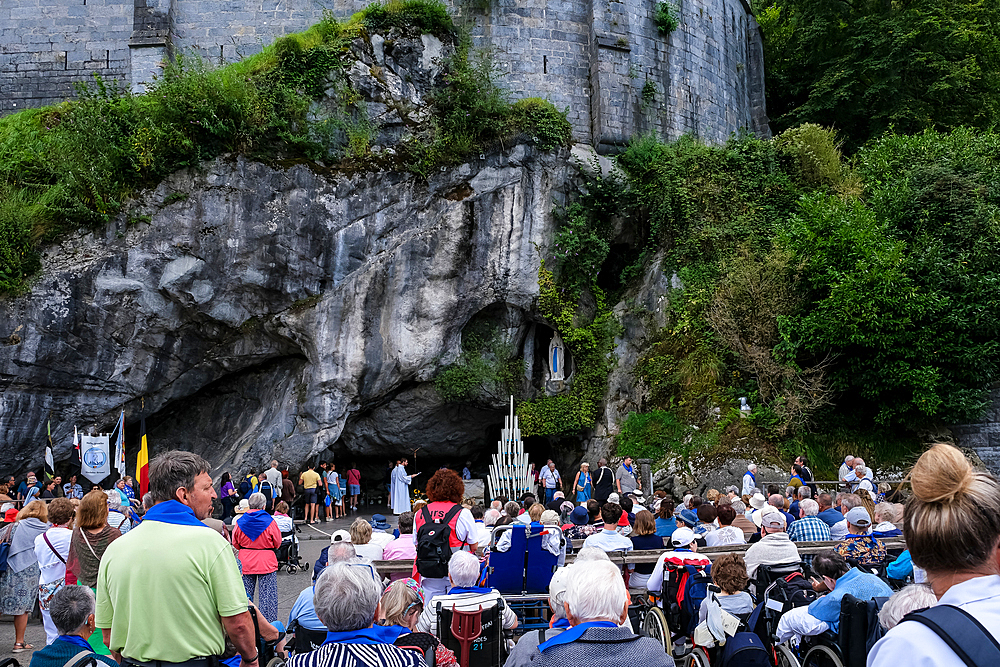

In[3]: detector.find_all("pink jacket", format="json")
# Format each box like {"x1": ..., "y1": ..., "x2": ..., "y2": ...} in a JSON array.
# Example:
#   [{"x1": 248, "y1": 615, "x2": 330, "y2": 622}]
[{"x1": 232, "y1": 512, "x2": 282, "y2": 574}]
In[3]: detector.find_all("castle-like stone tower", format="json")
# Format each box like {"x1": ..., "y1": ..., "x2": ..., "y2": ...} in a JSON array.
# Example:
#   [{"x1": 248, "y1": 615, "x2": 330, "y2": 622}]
[{"x1": 0, "y1": 0, "x2": 768, "y2": 148}]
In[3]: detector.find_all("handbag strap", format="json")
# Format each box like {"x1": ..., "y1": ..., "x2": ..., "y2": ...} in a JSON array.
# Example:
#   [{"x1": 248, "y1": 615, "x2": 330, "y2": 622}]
[
  {"x1": 80, "y1": 529, "x2": 100, "y2": 561},
  {"x1": 43, "y1": 532, "x2": 66, "y2": 564},
  {"x1": 902, "y1": 604, "x2": 1000, "y2": 667}
]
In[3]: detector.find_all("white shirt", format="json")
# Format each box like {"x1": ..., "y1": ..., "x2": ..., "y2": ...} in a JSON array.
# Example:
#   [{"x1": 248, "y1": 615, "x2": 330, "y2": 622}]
[
  {"x1": 274, "y1": 514, "x2": 294, "y2": 536},
  {"x1": 704, "y1": 525, "x2": 746, "y2": 547},
  {"x1": 34, "y1": 527, "x2": 72, "y2": 584},
  {"x1": 354, "y1": 542, "x2": 384, "y2": 560},
  {"x1": 742, "y1": 472, "x2": 756, "y2": 497},
  {"x1": 582, "y1": 528, "x2": 634, "y2": 553},
  {"x1": 369, "y1": 530, "x2": 394, "y2": 549},
  {"x1": 473, "y1": 521, "x2": 492, "y2": 548},
  {"x1": 868, "y1": 575, "x2": 1000, "y2": 667},
  {"x1": 829, "y1": 519, "x2": 848, "y2": 541}
]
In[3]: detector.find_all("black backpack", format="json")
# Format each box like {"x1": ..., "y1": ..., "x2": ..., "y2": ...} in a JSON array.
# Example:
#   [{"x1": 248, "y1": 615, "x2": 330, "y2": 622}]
[
  {"x1": 771, "y1": 571, "x2": 817, "y2": 613},
  {"x1": 416, "y1": 505, "x2": 463, "y2": 578}
]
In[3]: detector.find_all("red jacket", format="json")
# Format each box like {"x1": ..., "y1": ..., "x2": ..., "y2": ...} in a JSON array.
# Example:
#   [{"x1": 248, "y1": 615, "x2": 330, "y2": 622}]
[{"x1": 232, "y1": 511, "x2": 282, "y2": 574}]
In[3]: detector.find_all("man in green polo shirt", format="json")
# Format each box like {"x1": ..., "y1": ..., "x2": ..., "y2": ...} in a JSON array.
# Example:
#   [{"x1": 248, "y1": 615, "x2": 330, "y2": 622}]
[{"x1": 96, "y1": 451, "x2": 259, "y2": 667}]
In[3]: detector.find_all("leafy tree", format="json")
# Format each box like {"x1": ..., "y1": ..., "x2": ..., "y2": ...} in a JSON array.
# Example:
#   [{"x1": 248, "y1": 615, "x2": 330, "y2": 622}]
[{"x1": 758, "y1": 0, "x2": 1000, "y2": 148}]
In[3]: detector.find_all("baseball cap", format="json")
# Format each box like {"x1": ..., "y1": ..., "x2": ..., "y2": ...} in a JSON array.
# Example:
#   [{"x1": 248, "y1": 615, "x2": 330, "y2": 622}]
[
  {"x1": 671, "y1": 527, "x2": 696, "y2": 548},
  {"x1": 845, "y1": 507, "x2": 872, "y2": 528},
  {"x1": 331, "y1": 529, "x2": 352, "y2": 543},
  {"x1": 762, "y1": 510, "x2": 787, "y2": 530}
]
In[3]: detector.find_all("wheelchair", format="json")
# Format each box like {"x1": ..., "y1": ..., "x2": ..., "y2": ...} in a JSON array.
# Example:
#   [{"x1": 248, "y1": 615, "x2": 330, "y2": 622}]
[
  {"x1": 285, "y1": 620, "x2": 327, "y2": 655},
  {"x1": 630, "y1": 590, "x2": 670, "y2": 653},
  {"x1": 435, "y1": 599, "x2": 508, "y2": 667},
  {"x1": 248, "y1": 605, "x2": 286, "y2": 667},
  {"x1": 276, "y1": 528, "x2": 308, "y2": 574},
  {"x1": 775, "y1": 594, "x2": 889, "y2": 667}
]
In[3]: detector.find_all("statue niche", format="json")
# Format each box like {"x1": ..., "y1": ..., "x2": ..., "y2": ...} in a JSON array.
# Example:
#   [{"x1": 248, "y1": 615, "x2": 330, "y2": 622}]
[{"x1": 545, "y1": 332, "x2": 570, "y2": 395}]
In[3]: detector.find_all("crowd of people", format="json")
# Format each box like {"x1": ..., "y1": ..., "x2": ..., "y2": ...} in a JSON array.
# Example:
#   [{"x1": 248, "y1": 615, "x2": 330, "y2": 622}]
[{"x1": 2, "y1": 443, "x2": 998, "y2": 667}]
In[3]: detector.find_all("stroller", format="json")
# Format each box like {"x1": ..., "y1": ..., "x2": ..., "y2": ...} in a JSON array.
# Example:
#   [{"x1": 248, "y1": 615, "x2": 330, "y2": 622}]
[{"x1": 276, "y1": 526, "x2": 308, "y2": 574}]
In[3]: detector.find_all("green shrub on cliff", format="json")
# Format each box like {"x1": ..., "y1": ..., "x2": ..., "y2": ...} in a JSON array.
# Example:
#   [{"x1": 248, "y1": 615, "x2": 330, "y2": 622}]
[{"x1": 0, "y1": 1, "x2": 570, "y2": 296}]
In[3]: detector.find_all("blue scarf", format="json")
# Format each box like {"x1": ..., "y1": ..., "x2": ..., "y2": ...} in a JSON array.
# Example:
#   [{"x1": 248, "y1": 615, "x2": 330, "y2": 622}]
[
  {"x1": 58, "y1": 636, "x2": 92, "y2": 650},
  {"x1": 623, "y1": 464, "x2": 633, "y2": 475},
  {"x1": 324, "y1": 625, "x2": 408, "y2": 645},
  {"x1": 143, "y1": 500, "x2": 208, "y2": 527},
  {"x1": 746, "y1": 470, "x2": 756, "y2": 484},
  {"x1": 448, "y1": 586, "x2": 494, "y2": 595},
  {"x1": 236, "y1": 510, "x2": 274, "y2": 541},
  {"x1": 538, "y1": 621, "x2": 618, "y2": 651},
  {"x1": 552, "y1": 618, "x2": 571, "y2": 629}
]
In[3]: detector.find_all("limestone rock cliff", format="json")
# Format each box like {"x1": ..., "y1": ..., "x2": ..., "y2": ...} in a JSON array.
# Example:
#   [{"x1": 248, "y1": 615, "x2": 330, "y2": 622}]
[{"x1": 0, "y1": 146, "x2": 570, "y2": 474}]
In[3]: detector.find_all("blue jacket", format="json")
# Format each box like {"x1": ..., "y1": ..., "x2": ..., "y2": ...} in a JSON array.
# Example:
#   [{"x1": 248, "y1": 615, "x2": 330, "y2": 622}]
[
  {"x1": 28, "y1": 638, "x2": 118, "y2": 667},
  {"x1": 807, "y1": 568, "x2": 893, "y2": 632}
]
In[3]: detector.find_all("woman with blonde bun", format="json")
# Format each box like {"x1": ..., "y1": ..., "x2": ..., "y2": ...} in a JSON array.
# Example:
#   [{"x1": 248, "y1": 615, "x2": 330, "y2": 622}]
[{"x1": 868, "y1": 443, "x2": 1000, "y2": 667}]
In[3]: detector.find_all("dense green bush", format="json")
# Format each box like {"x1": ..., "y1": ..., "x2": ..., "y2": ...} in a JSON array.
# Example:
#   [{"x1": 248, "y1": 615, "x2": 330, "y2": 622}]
[
  {"x1": 601, "y1": 127, "x2": 1000, "y2": 462},
  {"x1": 616, "y1": 410, "x2": 686, "y2": 459}
]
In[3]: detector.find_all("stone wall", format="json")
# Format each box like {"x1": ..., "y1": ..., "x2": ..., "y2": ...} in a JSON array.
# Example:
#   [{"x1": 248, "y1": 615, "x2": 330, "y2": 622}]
[
  {"x1": 1, "y1": 0, "x2": 769, "y2": 146},
  {"x1": 0, "y1": 0, "x2": 131, "y2": 114},
  {"x1": 952, "y1": 388, "x2": 1000, "y2": 475}
]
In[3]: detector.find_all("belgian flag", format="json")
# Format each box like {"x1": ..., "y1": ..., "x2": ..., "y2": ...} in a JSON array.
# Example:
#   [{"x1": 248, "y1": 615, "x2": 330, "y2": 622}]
[{"x1": 136, "y1": 417, "x2": 149, "y2": 498}]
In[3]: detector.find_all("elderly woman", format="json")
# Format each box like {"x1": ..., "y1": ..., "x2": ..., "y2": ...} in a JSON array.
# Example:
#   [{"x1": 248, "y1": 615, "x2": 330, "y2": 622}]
[
  {"x1": 26, "y1": 586, "x2": 118, "y2": 667},
  {"x1": 869, "y1": 444, "x2": 1000, "y2": 667},
  {"x1": 105, "y1": 491, "x2": 131, "y2": 534},
  {"x1": 531, "y1": 560, "x2": 671, "y2": 667},
  {"x1": 872, "y1": 502, "x2": 903, "y2": 538},
  {"x1": 349, "y1": 518, "x2": 384, "y2": 560},
  {"x1": 231, "y1": 492, "x2": 282, "y2": 622},
  {"x1": 572, "y1": 463, "x2": 592, "y2": 503},
  {"x1": 377, "y1": 579, "x2": 459, "y2": 666},
  {"x1": 3, "y1": 500, "x2": 49, "y2": 652},
  {"x1": 284, "y1": 562, "x2": 423, "y2": 667},
  {"x1": 34, "y1": 497, "x2": 76, "y2": 644}
]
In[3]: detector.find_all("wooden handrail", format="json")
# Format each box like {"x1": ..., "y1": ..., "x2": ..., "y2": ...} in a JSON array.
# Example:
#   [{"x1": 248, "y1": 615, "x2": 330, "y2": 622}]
[{"x1": 371, "y1": 536, "x2": 908, "y2": 575}]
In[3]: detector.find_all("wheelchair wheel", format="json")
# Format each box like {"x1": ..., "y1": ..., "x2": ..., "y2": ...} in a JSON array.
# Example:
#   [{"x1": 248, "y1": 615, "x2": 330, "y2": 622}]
[
  {"x1": 286, "y1": 564, "x2": 297, "y2": 574},
  {"x1": 775, "y1": 642, "x2": 803, "y2": 667},
  {"x1": 683, "y1": 647, "x2": 710, "y2": 667},
  {"x1": 641, "y1": 605, "x2": 670, "y2": 652},
  {"x1": 265, "y1": 657, "x2": 284, "y2": 667},
  {"x1": 802, "y1": 644, "x2": 843, "y2": 667}
]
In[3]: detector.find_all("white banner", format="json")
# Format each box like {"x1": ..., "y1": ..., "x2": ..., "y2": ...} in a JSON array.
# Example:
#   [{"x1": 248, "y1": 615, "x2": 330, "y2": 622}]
[{"x1": 81, "y1": 434, "x2": 110, "y2": 485}]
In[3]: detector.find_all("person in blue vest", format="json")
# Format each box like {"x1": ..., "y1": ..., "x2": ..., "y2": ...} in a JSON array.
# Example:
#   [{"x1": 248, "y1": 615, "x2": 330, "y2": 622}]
[
  {"x1": 28, "y1": 586, "x2": 118, "y2": 667},
  {"x1": 742, "y1": 464, "x2": 757, "y2": 497}
]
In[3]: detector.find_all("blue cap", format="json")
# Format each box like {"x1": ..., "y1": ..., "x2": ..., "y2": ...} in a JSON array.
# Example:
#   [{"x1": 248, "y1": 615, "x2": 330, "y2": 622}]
[{"x1": 679, "y1": 509, "x2": 698, "y2": 527}]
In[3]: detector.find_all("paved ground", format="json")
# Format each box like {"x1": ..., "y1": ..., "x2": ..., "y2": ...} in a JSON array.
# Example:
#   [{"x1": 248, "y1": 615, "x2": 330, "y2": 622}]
[{"x1": 0, "y1": 505, "x2": 397, "y2": 659}]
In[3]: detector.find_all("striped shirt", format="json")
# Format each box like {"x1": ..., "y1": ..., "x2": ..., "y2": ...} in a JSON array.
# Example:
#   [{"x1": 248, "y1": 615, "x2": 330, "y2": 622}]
[
  {"x1": 285, "y1": 642, "x2": 422, "y2": 667},
  {"x1": 416, "y1": 590, "x2": 517, "y2": 637}
]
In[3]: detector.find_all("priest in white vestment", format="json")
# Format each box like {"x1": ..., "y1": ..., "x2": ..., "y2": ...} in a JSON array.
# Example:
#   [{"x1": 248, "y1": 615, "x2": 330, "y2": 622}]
[{"x1": 391, "y1": 458, "x2": 417, "y2": 514}]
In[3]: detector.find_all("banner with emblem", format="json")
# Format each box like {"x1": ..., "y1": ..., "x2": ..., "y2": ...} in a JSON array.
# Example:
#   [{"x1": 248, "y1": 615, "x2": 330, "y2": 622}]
[{"x1": 81, "y1": 434, "x2": 110, "y2": 484}]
